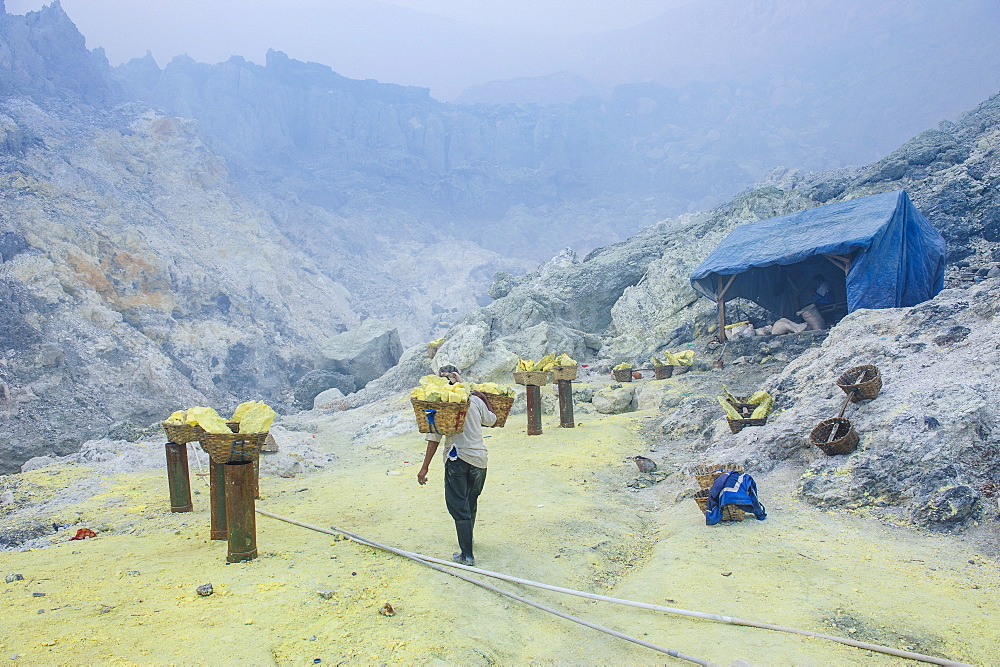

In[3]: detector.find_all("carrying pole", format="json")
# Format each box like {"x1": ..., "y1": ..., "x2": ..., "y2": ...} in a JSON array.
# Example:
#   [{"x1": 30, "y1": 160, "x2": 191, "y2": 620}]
[{"x1": 557, "y1": 379, "x2": 575, "y2": 428}]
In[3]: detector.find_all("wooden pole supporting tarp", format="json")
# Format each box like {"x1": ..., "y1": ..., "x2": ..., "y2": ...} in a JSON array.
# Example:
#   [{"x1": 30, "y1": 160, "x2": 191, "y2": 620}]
[{"x1": 716, "y1": 273, "x2": 736, "y2": 342}]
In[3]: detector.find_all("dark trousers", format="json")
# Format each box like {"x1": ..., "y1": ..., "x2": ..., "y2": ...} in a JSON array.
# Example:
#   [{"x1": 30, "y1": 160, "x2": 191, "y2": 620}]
[{"x1": 444, "y1": 457, "x2": 487, "y2": 523}]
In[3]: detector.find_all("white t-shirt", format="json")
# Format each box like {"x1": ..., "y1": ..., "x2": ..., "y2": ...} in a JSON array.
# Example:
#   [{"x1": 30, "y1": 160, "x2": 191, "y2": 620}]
[{"x1": 426, "y1": 394, "x2": 496, "y2": 469}]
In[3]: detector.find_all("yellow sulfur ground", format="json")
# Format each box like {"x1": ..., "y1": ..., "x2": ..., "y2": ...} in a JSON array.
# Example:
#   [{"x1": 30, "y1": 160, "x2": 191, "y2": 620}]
[{"x1": 1, "y1": 400, "x2": 998, "y2": 665}]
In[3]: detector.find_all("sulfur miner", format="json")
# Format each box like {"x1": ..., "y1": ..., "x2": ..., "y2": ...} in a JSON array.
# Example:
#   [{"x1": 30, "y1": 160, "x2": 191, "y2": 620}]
[{"x1": 416, "y1": 364, "x2": 496, "y2": 566}]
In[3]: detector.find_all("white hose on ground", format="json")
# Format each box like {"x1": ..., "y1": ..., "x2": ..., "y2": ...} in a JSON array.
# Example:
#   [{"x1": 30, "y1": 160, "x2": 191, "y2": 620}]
[
  {"x1": 257, "y1": 509, "x2": 971, "y2": 667},
  {"x1": 255, "y1": 509, "x2": 711, "y2": 665}
]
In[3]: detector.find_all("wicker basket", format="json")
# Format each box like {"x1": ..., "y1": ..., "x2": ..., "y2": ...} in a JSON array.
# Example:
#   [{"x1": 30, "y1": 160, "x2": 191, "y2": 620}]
[
  {"x1": 810, "y1": 417, "x2": 859, "y2": 456},
  {"x1": 727, "y1": 417, "x2": 767, "y2": 434},
  {"x1": 482, "y1": 393, "x2": 515, "y2": 428},
  {"x1": 198, "y1": 431, "x2": 268, "y2": 464},
  {"x1": 726, "y1": 396, "x2": 756, "y2": 418},
  {"x1": 411, "y1": 398, "x2": 469, "y2": 435},
  {"x1": 226, "y1": 421, "x2": 240, "y2": 433},
  {"x1": 612, "y1": 369, "x2": 633, "y2": 382},
  {"x1": 693, "y1": 488, "x2": 744, "y2": 522},
  {"x1": 653, "y1": 365, "x2": 674, "y2": 380},
  {"x1": 550, "y1": 365, "x2": 578, "y2": 382},
  {"x1": 161, "y1": 422, "x2": 205, "y2": 445},
  {"x1": 837, "y1": 364, "x2": 882, "y2": 402},
  {"x1": 513, "y1": 370, "x2": 550, "y2": 386},
  {"x1": 693, "y1": 463, "x2": 744, "y2": 489}
]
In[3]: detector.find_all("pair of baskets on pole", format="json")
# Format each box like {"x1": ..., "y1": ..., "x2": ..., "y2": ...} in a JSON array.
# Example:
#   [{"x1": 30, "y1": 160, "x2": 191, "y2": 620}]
[
  {"x1": 613, "y1": 366, "x2": 674, "y2": 382},
  {"x1": 808, "y1": 364, "x2": 882, "y2": 456},
  {"x1": 411, "y1": 392, "x2": 516, "y2": 435},
  {"x1": 162, "y1": 421, "x2": 267, "y2": 464},
  {"x1": 513, "y1": 364, "x2": 578, "y2": 385}
]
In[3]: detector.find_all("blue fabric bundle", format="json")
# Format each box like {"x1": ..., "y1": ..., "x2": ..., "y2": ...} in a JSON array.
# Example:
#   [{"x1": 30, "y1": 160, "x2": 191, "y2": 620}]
[{"x1": 706, "y1": 471, "x2": 767, "y2": 526}]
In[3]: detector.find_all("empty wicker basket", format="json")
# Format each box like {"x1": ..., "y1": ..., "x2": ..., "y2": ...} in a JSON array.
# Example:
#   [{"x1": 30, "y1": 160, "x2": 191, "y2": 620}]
[
  {"x1": 653, "y1": 365, "x2": 674, "y2": 380},
  {"x1": 693, "y1": 488, "x2": 744, "y2": 522},
  {"x1": 612, "y1": 369, "x2": 633, "y2": 382},
  {"x1": 809, "y1": 417, "x2": 859, "y2": 456},
  {"x1": 411, "y1": 398, "x2": 469, "y2": 435},
  {"x1": 837, "y1": 364, "x2": 882, "y2": 403}
]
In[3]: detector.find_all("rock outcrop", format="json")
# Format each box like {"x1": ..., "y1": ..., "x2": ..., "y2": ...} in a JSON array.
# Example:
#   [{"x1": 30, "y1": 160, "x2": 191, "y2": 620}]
[
  {"x1": 0, "y1": 98, "x2": 361, "y2": 472},
  {"x1": 659, "y1": 278, "x2": 1000, "y2": 529},
  {"x1": 317, "y1": 319, "x2": 403, "y2": 391}
]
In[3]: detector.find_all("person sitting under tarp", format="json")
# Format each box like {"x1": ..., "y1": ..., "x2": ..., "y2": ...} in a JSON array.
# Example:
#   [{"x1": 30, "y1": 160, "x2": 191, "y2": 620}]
[
  {"x1": 807, "y1": 274, "x2": 834, "y2": 307},
  {"x1": 705, "y1": 471, "x2": 767, "y2": 525}
]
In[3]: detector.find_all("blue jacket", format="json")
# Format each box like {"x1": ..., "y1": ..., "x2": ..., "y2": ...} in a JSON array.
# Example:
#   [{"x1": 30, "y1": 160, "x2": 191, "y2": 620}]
[{"x1": 706, "y1": 471, "x2": 767, "y2": 525}]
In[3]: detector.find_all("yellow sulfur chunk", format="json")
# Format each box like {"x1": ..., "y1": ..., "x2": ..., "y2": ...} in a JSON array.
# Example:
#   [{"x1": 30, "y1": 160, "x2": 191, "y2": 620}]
[
  {"x1": 231, "y1": 400, "x2": 262, "y2": 422},
  {"x1": 751, "y1": 396, "x2": 774, "y2": 419},
  {"x1": 554, "y1": 353, "x2": 577, "y2": 366},
  {"x1": 532, "y1": 353, "x2": 556, "y2": 371},
  {"x1": 164, "y1": 409, "x2": 186, "y2": 425},
  {"x1": 186, "y1": 406, "x2": 230, "y2": 433},
  {"x1": 239, "y1": 403, "x2": 277, "y2": 433},
  {"x1": 718, "y1": 396, "x2": 743, "y2": 420}
]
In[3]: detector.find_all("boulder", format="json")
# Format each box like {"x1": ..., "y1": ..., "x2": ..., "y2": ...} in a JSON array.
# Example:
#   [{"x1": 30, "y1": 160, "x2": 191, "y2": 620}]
[
  {"x1": 294, "y1": 370, "x2": 355, "y2": 409},
  {"x1": 635, "y1": 383, "x2": 668, "y2": 411},
  {"x1": 312, "y1": 388, "x2": 346, "y2": 410},
  {"x1": 318, "y1": 319, "x2": 403, "y2": 390},
  {"x1": 592, "y1": 385, "x2": 636, "y2": 414}
]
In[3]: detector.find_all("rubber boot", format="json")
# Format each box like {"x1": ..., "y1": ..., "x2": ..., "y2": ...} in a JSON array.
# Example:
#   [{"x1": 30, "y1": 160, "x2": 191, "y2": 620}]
[{"x1": 452, "y1": 520, "x2": 475, "y2": 566}]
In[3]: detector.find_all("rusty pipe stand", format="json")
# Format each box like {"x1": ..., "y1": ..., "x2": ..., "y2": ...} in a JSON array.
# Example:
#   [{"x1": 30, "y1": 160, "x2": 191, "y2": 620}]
[
  {"x1": 209, "y1": 459, "x2": 227, "y2": 540},
  {"x1": 526, "y1": 384, "x2": 543, "y2": 435},
  {"x1": 164, "y1": 442, "x2": 193, "y2": 512},
  {"x1": 557, "y1": 379, "x2": 575, "y2": 428},
  {"x1": 225, "y1": 460, "x2": 258, "y2": 563}
]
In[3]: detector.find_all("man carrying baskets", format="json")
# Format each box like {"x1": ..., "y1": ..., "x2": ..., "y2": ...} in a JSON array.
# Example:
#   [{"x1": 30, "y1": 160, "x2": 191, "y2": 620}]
[{"x1": 416, "y1": 365, "x2": 496, "y2": 566}]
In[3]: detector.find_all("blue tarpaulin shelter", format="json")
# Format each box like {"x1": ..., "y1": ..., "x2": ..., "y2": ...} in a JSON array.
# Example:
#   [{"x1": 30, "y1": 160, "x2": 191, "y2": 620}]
[{"x1": 690, "y1": 190, "x2": 946, "y2": 330}]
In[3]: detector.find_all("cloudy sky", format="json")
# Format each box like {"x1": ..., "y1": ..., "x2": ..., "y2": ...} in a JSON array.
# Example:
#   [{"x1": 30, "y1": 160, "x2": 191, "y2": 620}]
[{"x1": 6, "y1": 0, "x2": 688, "y2": 98}]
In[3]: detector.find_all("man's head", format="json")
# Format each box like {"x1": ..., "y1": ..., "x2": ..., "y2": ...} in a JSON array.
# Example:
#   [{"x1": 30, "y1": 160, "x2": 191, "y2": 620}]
[{"x1": 438, "y1": 364, "x2": 461, "y2": 384}]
